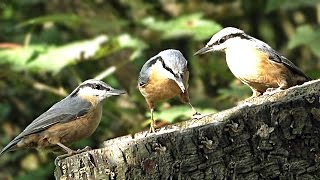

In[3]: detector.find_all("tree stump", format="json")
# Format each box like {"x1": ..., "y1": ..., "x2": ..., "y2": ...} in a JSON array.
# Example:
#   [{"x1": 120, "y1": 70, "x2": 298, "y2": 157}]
[{"x1": 55, "y1": 80, "x2": 320, "y2": 180}]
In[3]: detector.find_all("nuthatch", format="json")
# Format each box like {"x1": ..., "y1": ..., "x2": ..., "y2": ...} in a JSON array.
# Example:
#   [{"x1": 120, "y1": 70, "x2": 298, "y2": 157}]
[
  {"x1": 0, "y1": 79, "x2": 125, "y2": 157},
  {"x1": 195, "y1": 27, "x2": 311, "y2": 97},
  {"x1": 138, "y1": 49, "x2": 198, "y2": 133}
]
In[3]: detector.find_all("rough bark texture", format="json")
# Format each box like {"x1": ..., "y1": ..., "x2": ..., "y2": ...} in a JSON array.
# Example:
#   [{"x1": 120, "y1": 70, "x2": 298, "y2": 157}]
[{"x1": 55, "y1": 80, "x2": 320, "y2": 180}]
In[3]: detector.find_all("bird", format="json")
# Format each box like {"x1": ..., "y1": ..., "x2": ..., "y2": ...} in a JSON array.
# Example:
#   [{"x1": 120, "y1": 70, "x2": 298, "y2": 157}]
[
  {"x1": 138, "y1": 49, "x2": 198, "y2": 133},
  {"x1": 0, "y1": 79, "x2": 126, "y2": 158},
  {"x1": 194, "y1": 27, "x2": 311, "y2": 97}
]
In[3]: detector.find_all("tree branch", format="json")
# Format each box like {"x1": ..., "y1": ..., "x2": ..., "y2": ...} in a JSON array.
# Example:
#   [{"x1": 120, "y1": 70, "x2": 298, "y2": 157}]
[{"x1": 54, "y1": 79, "x2": 320, "y2": 179}]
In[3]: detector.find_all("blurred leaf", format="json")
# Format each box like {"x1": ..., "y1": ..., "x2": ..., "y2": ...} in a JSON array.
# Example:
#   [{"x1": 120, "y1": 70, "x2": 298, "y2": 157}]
[
  {"x1": 117, "y1": 34, "x2": 148, "y2": 59},
  {"x1": 82, "y1": 17, "x2": 129, "y2": 34},
  {"x1": 217, "y1": 83, "x2": 251, "y2": 101},
  {"x1": 142, "y1": 13, "x2": 222, "y2": 41},
  {"x1": 288, "y1": 25, "x2": 320, "y2": 57},
  {"x1": 15, "y1": 162, "x2": 54, "y2": 180},
  {"x1": 266, "y1": 0, "x2": 319, "y2": 12},
  {"x1": 288, "y1": 25, "x2": 315, "y2": 48},
  {"x1": 0, "y1": 103, "x2": 11, "y2": 121},
  {"x1": 0, "y1": 35, "x2": 108, "y2": 73},
  {"x1": 150, "y1": 105, "x2": 217, "y2": 123},
  {"x1": 0, "y1": 34, "x2": 147, "y2": 73},
  {"x1": 17, "y1": 14, "x2": 80, "y2": 28},
  {"x1": 21, "y1": 154, "x2": 39, "y2": 171}
]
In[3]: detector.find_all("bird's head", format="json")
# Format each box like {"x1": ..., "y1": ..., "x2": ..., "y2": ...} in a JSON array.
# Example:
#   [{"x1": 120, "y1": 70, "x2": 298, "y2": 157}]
[
  {"x1": 153, "y1": 49, "x2": 188, "y2": 93},
  {"x1": 194, "y1": 27, "x2": 250, "y2": 55},
  {"x1": 70, "y1": 79, "x2": 126, "y2": 104}
]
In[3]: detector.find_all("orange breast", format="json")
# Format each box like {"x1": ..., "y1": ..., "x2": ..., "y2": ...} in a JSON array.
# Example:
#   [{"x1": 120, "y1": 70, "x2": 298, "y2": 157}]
[{"x1": 139, "y1": 66, "x2": 182, "y2": 104}]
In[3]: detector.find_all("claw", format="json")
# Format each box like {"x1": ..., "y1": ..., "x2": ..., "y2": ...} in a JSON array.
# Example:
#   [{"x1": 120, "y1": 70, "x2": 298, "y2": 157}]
[
  {"x1": 149, "y1": 125, "x2": 156, "y2": 133},
  {"x1": 264, "y1": 87, "x2": 283, "y2": 95},
  {"x1": 76, "y1": 146, "x2": 92, "y2": 153},
  {"x1": 81, "y1": 146, "x2": 92, "y2": 151},
  {"x1": 191, "y1": 112, "x2": 204, "y2": 119}
]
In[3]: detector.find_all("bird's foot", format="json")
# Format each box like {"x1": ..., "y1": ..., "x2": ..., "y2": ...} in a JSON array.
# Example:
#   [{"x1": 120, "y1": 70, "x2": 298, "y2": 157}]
[
  {"x1": 144, "y1": 121, "x2": 157, "y2": 137},
  {"x1": 76, "y1": 146, "x2": 92, "y2": 153},
  {"x1": 264, "y1": 88, "x2": 283, "y2": 95},
  {"x1": 149, "y1": 124, "x2": 156, "y2": 133}
]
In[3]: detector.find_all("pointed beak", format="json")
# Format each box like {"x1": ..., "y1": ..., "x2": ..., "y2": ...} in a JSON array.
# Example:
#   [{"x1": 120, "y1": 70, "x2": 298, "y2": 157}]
[
  {"x1": 108, "y1": 88, "x2": 126, "y2": 96},
  {"x1": 174, "y1": 76, "x2": 185, "y2": 93},
  {"x1": 194, "y1": 46, "x2": 214, "y2": 56}
]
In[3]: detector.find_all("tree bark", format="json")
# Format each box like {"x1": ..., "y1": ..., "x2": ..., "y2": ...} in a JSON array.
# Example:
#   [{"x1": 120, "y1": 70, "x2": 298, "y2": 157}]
[{"x1": 55, "y1": 80, "x2": 320, "y2": 180}]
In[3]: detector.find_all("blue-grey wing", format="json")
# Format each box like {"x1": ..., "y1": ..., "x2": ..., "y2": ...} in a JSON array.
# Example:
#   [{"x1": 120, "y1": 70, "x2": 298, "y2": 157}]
[
  {"x1": 16, "y1": 96, "x2": 92, "y2": 139},
  {"x1": 254, "y1": 38, "x2": 311, "y2": 80},
  {"x1": 267, "y1": 49, "x2": 311, "y2": 80},
  {"x1": 138, "y1": 57, "x2": 158, "y2": 86}
]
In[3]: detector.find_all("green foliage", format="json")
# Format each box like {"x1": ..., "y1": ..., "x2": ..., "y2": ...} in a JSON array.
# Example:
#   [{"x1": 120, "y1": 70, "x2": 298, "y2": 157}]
[
  {"x1": 218, "y1": 83, "x2": 252, "y2": 102},
  {"x1": 0, "y1": 103, "x2": 11, "y2": 122},
  {"x1": 0, "y1": 0, "x2": 318, "y2": 179},
  {"x1": 149, "y1": 105, "x2": 217, "y2": 124},
  {"x1": 266, "y1": 0, "x2": 319, "y2": 12},
  {"x1": 142, "y1": 13, "x2": 222, "y2": 41},
  {"x1": 0, "y1": 34, "x2": 147, "y2": 73},
  {"x1": 288, "y1": 25, "x2": 320, "y2": 57},
  {"x1": 0, "y1": 36, "x2": 108, "y2": 73},
  {"x1": 115, "y1": 34, "x2": 148, "y2": 59},
  {"x1": 18, "y1": 14, "x2": 80, "y2": 28},
  {"x1": 15, "y1": 161, "x2": 54, "y2": 180}
]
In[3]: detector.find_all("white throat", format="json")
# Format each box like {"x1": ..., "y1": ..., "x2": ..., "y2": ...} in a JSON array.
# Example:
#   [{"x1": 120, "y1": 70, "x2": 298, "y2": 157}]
[
  {"x1": 224, "y1": 39, "x2": 260, "y2": 79},
  {"x1": 154, "y1": 60, "x2": 175, "y2": 80}
]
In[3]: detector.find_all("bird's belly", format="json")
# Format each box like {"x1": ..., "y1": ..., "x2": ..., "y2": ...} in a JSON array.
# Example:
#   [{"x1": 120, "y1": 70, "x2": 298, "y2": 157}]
[
  {"x1": 139, "y1": 77, "x2": 182, "y2": 102},
  {"x1": 226, "y1": 49, "x2": 261, "y2": 80},
  {"x1": 225, "y1": 48, "x2": 289, "y2": 92}
]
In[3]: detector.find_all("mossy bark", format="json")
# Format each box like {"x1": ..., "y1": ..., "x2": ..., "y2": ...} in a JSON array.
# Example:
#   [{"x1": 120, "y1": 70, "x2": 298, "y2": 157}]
[{"x1": 55, "y1": 80, "x2": 320, "y2": 180}]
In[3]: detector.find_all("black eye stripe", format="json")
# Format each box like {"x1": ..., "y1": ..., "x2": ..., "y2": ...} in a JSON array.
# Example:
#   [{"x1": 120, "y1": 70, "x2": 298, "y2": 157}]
[
  {"x1": 157, "y1": 56, "x2": 176, "y2": 77},
  {"x1": 78, "y1": 83, "x2": 110, "y2": 91},
  {"x1": 212, "y1": 32, "x2": 248, "y2": 45},
  {"x1": 70, "y1": 82, "x2": 110, "y2": 97}
]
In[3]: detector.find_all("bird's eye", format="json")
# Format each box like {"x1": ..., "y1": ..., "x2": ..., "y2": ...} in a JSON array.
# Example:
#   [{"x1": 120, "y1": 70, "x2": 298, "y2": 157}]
[
  {"x1": 105, "y1": 87, "x2": 110, "y2": 91},
  {"x1": 94, "y1": 84, "x2": 102, "y2": 90},
  {"x1": 218, "y1": 37, "x2": 227, "y2": 44}
]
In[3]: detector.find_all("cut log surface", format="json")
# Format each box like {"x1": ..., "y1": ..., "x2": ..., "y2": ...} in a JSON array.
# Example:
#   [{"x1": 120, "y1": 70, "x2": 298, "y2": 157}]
[{"x1": 55, "y1": 80, "x2": 320, "y2": 180}]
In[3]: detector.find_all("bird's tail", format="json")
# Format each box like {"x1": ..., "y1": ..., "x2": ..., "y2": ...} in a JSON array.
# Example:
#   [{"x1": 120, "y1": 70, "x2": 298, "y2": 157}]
[
  {"x1": 0, "y1": 138, "x2": 20, "y2": 156},
  {"x1": 295, "y1": 73, "x2": 312, "y2": 85}
]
